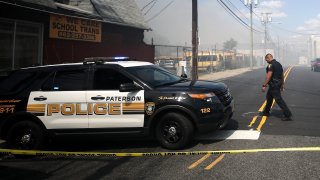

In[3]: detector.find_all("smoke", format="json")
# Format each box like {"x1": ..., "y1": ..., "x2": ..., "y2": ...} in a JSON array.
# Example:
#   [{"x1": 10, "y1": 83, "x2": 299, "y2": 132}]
[
  {"x1": 136, "y1": 0, "x2": 314, "y2": 62},
  {"x1": 136, "y1": 0, "x2": 260, "y2": 49}
]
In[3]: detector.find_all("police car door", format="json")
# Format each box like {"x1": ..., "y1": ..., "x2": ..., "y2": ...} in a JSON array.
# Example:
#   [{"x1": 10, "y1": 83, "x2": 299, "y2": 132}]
[
  {"x1": 87, "y1": 67, "x2": 144, "y2": 128},
  {"x1": 27, "y1": 68, "x2": 89, "y2": 129}
]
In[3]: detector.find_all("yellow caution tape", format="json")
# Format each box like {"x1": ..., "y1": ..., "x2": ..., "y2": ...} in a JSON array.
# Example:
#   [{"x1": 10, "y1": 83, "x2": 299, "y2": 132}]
[{"x1": 0, "y1": 147, "x2": 320, "y2": 157}]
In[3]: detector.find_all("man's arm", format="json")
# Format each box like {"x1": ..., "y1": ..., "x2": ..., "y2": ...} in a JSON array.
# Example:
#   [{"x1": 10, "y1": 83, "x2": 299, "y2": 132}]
[
  {"x1": 281, "y1": 72, "x2": 284, "y2": 91},
  {"x1": 263, "y1": 71, "x2": 273, "y2": 87},
  {"x1": 262, "y1": 71, "x2": 272, "y2": 92}
]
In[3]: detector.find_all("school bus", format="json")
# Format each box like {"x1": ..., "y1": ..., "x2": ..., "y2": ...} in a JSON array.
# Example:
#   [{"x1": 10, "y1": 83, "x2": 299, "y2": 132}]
[{"x1": 185, "y1": 52, "x2": 219, "y2": 73}]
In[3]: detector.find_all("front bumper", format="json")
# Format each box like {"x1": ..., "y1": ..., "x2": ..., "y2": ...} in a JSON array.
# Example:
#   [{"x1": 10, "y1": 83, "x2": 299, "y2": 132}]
[{"x1": 197, "y1": 99, "x2": 235, "y2": 134}]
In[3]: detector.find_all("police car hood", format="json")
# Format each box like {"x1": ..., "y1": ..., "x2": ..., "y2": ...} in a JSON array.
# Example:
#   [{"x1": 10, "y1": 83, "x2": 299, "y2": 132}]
[{"x1": 156, "y1": 80, "x2": 227, "y2": 94}]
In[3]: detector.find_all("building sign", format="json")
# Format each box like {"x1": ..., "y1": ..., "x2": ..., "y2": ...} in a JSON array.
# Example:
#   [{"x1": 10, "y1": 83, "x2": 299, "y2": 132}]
[{"x1": 49, "y1": 14, "x2": 101, "y2": 42}]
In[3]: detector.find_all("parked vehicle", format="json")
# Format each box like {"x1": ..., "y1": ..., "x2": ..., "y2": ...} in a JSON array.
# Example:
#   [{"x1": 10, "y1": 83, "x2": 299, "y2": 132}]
[{"x1": 0, "y1": 57, "x2": 234, "y2": 150}]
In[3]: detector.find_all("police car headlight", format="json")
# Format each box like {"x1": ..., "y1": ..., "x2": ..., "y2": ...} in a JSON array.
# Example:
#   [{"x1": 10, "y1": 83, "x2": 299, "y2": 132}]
[{"x1": 188, "y1": 93, "x2": 216, "y2": 101}]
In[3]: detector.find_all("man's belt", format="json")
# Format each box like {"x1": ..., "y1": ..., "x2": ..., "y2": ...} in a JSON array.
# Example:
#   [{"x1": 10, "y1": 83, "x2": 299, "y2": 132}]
[{"x1": 269, "y1": 78, "x2": 282, "y2": 86}]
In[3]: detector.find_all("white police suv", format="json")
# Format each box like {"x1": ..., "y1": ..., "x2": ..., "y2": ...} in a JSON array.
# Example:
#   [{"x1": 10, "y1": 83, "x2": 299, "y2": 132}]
[{"x1": 0, "y1": 57, "x2": 234, "y2": 150}]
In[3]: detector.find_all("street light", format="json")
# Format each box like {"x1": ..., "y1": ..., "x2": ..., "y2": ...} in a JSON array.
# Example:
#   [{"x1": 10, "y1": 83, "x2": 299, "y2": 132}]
[{"x1": 244, "y1": 0, "x2": 258, "y2": 70}]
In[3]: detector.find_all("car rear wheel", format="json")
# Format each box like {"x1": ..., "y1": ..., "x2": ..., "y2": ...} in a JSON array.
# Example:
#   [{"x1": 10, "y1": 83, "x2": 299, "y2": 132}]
[
  {"x1": 7, "y1": 121, "x2": 45, "y2": 150},
  {"x1": 156, "y1": 113, "x2": 194, "y2": 150}
]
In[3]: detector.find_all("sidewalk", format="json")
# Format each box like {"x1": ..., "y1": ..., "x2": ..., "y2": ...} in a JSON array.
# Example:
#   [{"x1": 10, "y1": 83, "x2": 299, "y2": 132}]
[{"x1": 199, "y1": 67, "x2": 262, "y2": 81}]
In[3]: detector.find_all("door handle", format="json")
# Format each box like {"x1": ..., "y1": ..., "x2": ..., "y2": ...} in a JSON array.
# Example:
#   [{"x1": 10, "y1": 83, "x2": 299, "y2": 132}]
[
  {"x1": 34, "y1": 96, "x2": 47, "y2": 101},
  {"x1": 91, "y1": 96, "x2": 105, "y2": 101}
]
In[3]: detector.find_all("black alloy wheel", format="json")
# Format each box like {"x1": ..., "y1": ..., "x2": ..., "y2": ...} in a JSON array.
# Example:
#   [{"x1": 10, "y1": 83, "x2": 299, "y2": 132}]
[
  {"x1": 7, "y1": 121, "x2": 45, "y2": 150},
  {"x1": 156, "y1": 113, "x2": 194, "y2": 150}
]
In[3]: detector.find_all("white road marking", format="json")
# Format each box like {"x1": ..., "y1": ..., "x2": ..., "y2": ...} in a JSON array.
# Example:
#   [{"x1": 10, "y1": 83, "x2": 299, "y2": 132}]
[
  {"x1": 196, "y1": 130, "x2": 261, "y2": 140},
  {"x1": 0, "y1": 131, "x2": 260, "y2": 145},
  {"x1": 242, "y1": 112, "x2": 260, "y2": 117}
]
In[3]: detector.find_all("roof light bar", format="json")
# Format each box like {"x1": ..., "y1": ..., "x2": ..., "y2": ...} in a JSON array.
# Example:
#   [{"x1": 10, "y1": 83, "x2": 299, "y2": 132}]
[{"x1": 83, "y1": 57, "x2": 131, "y2": 65}]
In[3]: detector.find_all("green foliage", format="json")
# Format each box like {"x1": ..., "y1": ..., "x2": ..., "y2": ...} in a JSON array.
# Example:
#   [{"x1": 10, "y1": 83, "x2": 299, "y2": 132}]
[{"x1": 223, "y1": 38, "x2": 238, "y2": 50}]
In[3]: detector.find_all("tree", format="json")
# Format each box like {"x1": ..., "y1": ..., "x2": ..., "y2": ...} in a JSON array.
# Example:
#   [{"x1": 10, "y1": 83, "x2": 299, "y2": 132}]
[{"x1": 223, "y1": 38, "x2": 238, "y2": 51}]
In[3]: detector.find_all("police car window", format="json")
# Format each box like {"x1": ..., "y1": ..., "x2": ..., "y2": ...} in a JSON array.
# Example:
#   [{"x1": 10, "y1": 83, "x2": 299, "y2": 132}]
[
  {"x1": 154, "y1": 70, "x2": 171, "y2": 81},
  {"x1": 41, "y1": 73, "x2": 55, "y2": 91},
  {"x1": 50, "y1": 70, "x2": 87, "y2": 91},
  {"x1": 0, "y1": 71, "x2": 37, "y2": 94},
  {"x1": 93, "y1": 69, "x2": 133, "y2": 90},
  {"x1": 126, "y1": 65, "x2": 181, "y2": 87}
]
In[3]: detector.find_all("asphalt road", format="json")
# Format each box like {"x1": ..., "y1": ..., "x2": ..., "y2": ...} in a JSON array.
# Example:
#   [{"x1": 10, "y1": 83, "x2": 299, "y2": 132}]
[{"x1": 1, "y1": 65, "x2": 319, "y2": 180}]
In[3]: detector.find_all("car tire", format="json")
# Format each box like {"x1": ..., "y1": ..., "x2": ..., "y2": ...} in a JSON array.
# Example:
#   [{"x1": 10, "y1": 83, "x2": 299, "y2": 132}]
[
  {"x1": 155, "y1": 113, "x2": 194, "y2": 150},
  {"x1": 7, "y1": 121, "x2": 46, "y2": 150}
]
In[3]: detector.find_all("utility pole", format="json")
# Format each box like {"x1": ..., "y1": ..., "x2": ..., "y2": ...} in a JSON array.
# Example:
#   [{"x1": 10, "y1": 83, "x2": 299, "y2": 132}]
[
  {"x1": 261, "y1": 12, "x2": 272, "y2": 65},
  {"x1": 277, "y1": 36, "x2": 280, "y2": 59},
  {"x1": 314, "y1": 40, "x2": 317, "y2": 58},
  {"x1": 249, "y1": 3, "x2": 253, "y2": 69},
  {"x1": 245, "y1": 0, "x2": 258, "y2": 70},
  {"x1": 310, "y1": 38, "x2": 312, "y2": 60},
  {"x1": 215, "y1": 44, "x2": 217, "y2": 55},
  {"x1": 192, "y1": 0, "x2": 198, "y2": 80}
]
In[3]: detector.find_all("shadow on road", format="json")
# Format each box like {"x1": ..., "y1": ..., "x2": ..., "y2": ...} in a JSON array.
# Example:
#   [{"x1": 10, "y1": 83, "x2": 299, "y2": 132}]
[{"x1": 0, "y1": 165, "x2": 51, "y2": 179}]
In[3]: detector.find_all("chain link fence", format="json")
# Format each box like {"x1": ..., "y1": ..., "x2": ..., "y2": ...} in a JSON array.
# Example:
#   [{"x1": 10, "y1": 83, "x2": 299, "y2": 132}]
[{"x1": 154, "y1": 45, "x2": 261, "y2": 78}]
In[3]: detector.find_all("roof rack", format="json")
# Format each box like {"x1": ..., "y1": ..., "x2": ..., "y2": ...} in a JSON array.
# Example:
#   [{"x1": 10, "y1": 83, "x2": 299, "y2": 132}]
[{"x1": 83, "y1": 57, "x2": 131, "y2": 65}]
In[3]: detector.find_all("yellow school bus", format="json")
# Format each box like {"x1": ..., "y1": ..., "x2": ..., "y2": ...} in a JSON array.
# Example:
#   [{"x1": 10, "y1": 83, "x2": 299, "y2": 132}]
[
  {"x1": 185, "y1": 52, "x2": 219, "y2": 73},
  {"x1": 198, "y1": 54, "x2": 218, "y2": 73}
]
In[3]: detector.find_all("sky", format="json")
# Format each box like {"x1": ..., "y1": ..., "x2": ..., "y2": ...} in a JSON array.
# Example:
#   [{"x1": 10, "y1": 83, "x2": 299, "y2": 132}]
[{"x1": 135, "y1": 0, "x2": 320, "y2": 55}]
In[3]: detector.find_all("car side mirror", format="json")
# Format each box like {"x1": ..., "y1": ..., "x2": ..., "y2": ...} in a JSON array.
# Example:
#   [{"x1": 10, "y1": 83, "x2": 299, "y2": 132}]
[
  {"x1": 181, "y1": 74, "x2": 188, "y2": 78},
  {"x1": 119, "y1": 83, "x2": 142, "y2": 92}
]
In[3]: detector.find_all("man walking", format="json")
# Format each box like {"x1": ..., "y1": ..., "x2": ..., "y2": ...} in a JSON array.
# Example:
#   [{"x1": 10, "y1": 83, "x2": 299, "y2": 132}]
[{"x1": 261, "y1": 53, "x2": 292, "y2": 121}]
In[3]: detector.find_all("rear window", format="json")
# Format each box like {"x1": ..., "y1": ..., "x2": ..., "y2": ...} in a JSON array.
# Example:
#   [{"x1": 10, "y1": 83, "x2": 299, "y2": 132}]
[
  {"x1": 41, "y1": 69, "x2": 88, "y2": 91},
  {"x1": 0, "y1": 71, "x2": 38, "y2": 94}
]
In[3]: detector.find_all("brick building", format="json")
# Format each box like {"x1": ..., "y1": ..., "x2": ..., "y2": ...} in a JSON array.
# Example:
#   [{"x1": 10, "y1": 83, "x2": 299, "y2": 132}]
[{"x1": 0, "y1": 0, "x2": 154, "y2": 73}]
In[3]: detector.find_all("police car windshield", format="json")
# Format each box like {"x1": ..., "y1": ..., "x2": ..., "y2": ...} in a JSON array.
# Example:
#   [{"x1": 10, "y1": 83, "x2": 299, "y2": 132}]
[{"x1": 126, "y1": 65, "x2": 183, "y2": 88}]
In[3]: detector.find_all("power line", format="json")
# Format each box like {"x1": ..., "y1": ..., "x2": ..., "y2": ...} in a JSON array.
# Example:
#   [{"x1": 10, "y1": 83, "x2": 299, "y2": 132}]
[
  {"x1": 225, "y1": 0, "x2": 264, "y2": 32},
  {"x1": 238, "y1": 0, "x2": 261, "y2": 19},
  {"x1": 146, "y1": 0, "x2": 175, "y2": 22},
  {"x1": 235, "y1": 0, "x2": 264, "y2": 32},
  {"x1": 226, "y1": 0, "x2": 249, "y2": 21},
  {"x1": 217, "y1": 0, "x2": 263, "y2": 34},
  {"x1": 144, "y1": 0, "x2": 157, "y2": 15},
  {"x1": 217, "y1": 0, "x2": 249, "y2": 27},
  {"x1": 141, "y1": 0, "x2": 157, "y2": 11}
]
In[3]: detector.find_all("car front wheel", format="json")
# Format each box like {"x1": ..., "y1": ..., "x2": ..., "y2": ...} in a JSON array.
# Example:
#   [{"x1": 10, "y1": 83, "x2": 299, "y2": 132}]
[{"x1": 156, "y1": 113, "x2": 194, "y2": 150}]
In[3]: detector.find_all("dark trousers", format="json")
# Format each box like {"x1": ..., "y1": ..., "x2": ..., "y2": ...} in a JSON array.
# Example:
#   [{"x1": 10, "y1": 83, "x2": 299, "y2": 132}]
[{"x1": 264, "y1": 85, "x2": 292, "y2": 117}]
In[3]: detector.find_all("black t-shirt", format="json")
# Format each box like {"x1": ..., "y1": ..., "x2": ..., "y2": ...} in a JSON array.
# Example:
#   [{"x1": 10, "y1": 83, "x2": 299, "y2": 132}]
[{"x1": 266, "y1": 59, "x2": 283, "y2": 80}]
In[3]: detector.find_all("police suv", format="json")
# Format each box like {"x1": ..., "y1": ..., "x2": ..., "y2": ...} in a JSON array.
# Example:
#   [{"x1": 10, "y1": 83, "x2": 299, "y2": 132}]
[{"x1": 0, "y1": 57, "x2": 234, "y2": 150}]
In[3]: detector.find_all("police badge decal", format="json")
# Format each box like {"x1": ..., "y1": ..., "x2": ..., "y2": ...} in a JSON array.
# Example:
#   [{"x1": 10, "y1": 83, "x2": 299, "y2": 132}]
[{"x1": 145, "y1": 102, "x2": 155, "y2": 115}]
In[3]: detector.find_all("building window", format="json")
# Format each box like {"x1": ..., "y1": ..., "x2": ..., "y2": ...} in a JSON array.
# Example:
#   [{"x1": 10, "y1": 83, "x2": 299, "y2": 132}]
[{"x1": 0, "y1": 19, "x2": 43, "y2": 73}]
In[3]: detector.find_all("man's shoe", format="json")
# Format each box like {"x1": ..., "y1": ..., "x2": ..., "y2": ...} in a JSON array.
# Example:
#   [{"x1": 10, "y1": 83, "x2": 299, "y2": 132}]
[{"x1": 281, "y1": 117, "x2": 293, "y2": 121}]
